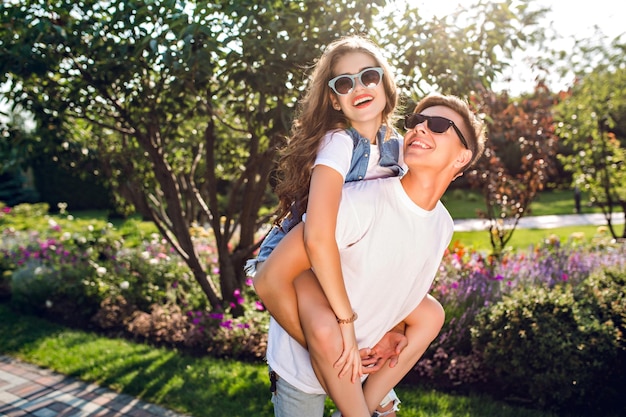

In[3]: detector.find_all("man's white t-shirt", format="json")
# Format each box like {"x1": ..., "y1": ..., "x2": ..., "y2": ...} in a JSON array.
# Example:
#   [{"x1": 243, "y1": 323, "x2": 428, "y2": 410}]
[{"x1": 265, "y1": 176, "x2": 454, "y2": 394}]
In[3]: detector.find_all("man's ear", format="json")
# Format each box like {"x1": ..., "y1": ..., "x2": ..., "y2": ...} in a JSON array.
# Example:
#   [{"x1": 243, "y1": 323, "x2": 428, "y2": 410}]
[{"x1": 453, "y1": 149, "x2": 472, "y2": 169}]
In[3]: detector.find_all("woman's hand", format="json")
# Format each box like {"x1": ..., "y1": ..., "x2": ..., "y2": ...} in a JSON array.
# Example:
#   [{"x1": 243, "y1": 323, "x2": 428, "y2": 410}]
[{"x1": 334, "y1": 323, "x2": 363, "y2": 383}]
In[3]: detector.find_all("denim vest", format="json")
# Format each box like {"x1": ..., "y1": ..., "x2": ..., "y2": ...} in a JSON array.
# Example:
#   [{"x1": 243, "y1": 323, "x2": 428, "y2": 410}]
[
  {"x1": 249, "y1": 126, "x2": 403, "y2": 266},
  {"x1": 345, "y1": 125, "x2": 403, "y2": 182}
]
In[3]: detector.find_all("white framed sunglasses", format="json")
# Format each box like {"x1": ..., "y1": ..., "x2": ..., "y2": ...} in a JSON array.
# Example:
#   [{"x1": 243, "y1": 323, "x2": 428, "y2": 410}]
[{"x1": 327, "y1": 67, "x2": 384, "y2": 96}]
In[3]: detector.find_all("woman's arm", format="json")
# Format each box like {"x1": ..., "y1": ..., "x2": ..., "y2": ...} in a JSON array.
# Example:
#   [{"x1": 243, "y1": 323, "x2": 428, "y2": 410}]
[
  {"x1": 304, "y1": 164, "x2": 361, "y2": 381},
  {"x1": 304, "y1": 165, "x2": 354, "y2": 323}
]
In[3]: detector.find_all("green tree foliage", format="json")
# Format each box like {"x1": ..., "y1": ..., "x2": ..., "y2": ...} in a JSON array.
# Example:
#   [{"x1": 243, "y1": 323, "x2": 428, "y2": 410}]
[
  {"x1": 556, "y1": 66, "x2": 626, "y2": 239},
  {"x1": 378, "y1": 0, "x2": 549, "y2": 97},
  {"x1": 0, "y1": 0, "x2": 546, "y2": 309},
  {"x1": 2, "y1": 0, "x2": 380, "y2": 309},
  {"x1": 0, "y1": 111, "x2": 40, "y2": 205}
]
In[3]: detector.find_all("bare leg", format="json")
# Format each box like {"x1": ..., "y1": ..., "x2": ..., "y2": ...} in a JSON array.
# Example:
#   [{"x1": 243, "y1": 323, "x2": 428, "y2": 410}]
[
  {"x1": 362, "y1": 295, "x2": 445, "y2": 413},
  {"x1": 252, "y1": 223, "x2": 311, "y2": 347},
  {"x1": 295, "y1": 272, "x2": 371, "y2": 417}
]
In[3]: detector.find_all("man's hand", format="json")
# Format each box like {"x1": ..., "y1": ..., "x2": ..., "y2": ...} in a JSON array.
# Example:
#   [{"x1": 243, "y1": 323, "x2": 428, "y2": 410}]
[{"x1": 359, "y1": 323, "x2": 408, "y2": 374}]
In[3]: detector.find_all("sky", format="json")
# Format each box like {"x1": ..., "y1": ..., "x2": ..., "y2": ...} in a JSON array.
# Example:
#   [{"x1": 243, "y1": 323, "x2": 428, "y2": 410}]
[{"x1": 412, "y1": 0, "x2": 626, "y2": 94}]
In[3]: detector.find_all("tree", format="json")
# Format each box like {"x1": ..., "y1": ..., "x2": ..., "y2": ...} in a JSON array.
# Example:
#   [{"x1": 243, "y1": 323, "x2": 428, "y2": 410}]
[
  {"x1": 0, "y1": 111, "x2": 40, "y2": 206},
  {"x1": 466, "y1": 83, "x2": 560, "y2": 257},
  {"x1": 0, "y1": 0, "x2": 389, "y2": 310},
  {"x1": 0, "y1": 0, "x2": 547, "y2": 310},
  {"x1": 378, "y1": 0, "x2": 549, "y2": 98},
  {"x1": 556, "y1": 67, "x2": 626, "y2": 239}
]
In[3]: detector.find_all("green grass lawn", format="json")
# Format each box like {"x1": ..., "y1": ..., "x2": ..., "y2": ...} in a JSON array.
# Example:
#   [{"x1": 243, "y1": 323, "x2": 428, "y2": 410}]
[
  {"x1": 442, "y1": 188, "x2": 600, "y2": 219},
  {"x1": 0, "y1": 303, "x2": 562, "y2": 417},
  {"x1": 451, "y1": 224, "x2": 610, "y2": 253},
  {"x1": 442, "y1": 188, "x2": 622, "y2": 253}
]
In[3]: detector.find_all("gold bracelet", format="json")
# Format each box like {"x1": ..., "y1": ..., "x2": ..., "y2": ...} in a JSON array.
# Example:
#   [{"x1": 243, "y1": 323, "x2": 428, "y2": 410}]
[{"x1": 336, "y1": 311, "x2": 358, "y2": 325}]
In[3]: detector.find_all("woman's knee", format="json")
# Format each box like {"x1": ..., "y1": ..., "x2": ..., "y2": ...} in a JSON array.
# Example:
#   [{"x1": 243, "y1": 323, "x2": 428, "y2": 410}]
[{"x1": 423, "y1": 296, "x2": 445, "y2": 336}]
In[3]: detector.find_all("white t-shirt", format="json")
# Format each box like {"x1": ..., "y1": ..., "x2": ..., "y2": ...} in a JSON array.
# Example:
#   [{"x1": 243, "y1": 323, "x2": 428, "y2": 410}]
[
  {"x1": 265, "y1": 176, "x2": 454, "y2": 394},
  {"x1": 314, "y1": 130, "x2": 406, "y2": 180}
]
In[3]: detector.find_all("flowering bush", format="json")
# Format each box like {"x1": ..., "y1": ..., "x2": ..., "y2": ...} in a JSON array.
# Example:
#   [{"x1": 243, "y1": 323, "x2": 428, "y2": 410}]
[
  {"x1": 416, "y1": 232, "x2": 626, "y2": 413},
  {"x1": 472, "y1": 268, "x2": 625, "y2": 414},
  {"x1": 0, "y1": 203, "x2": 268, "y2": 359}
]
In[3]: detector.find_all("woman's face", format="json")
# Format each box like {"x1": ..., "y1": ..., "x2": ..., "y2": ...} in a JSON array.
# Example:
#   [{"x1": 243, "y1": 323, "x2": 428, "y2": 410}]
[{"x1": 328, "y1": 51, "x2": 387, "y2": 132}]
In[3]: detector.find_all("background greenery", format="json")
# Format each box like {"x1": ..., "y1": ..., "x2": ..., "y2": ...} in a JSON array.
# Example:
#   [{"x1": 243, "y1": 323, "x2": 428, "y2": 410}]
[{"x1": 2, "y1": 0, "x2": 624, "y2": 312}]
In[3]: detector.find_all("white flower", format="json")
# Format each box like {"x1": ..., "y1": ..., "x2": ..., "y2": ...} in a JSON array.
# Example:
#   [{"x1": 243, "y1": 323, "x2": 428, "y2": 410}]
[
  {"x1": 45, "y1": 300, "x2": 53, "y2": 308},
  {"x1": 120, "y1": 281, "x2": 130, "y2": 290},
  {"x1": 141, "y1": 251, "x2": 150, "y2": 259},
  {"x1": 96, "y1": 266, "x2": 107, "y2": 276},
  {"x1": 34, "y1": 266, "x2": 44, "y2": 276}
]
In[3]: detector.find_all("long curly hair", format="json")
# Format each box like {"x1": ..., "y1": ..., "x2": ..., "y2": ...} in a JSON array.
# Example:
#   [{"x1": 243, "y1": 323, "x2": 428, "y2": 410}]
[{"x1": 273, "y1": 35, "x2": 398, "y2": 223}]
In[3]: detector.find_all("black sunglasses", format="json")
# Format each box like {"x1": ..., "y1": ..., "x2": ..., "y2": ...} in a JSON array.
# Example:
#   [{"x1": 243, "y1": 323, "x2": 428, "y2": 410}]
[
  {"x1": 404, "y1": 113, "x2": 469, "y2": 149},
  {"x1": 328, "y1": 67, "x2": 384, "y2": 96}
]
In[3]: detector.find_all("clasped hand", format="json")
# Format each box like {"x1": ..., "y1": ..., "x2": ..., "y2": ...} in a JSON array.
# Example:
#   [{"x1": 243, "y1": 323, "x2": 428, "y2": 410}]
[{"x1": 359, "y1": 329, "x2": 408, "y2": 374}]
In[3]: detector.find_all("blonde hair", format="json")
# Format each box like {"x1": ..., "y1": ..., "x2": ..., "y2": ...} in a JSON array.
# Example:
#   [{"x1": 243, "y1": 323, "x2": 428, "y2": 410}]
[
  {"x1": 273, "y1": 35, "x2": 398, "y2": 222},
  {"x1": 413, "y1": 94, "x2": 486, "y2": 172}
]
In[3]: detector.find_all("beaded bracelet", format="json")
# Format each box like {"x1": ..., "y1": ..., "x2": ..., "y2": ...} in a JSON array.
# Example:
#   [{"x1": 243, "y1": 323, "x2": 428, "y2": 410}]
[{"x1": 336, "y1": 311, "x2": 358, "y2": 325}]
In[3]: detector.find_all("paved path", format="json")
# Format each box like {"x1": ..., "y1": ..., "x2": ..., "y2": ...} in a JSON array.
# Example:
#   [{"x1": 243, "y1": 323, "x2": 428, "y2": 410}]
[
  {"x1": 453, "y1": 212, "x2": 624, "y2": 232},
  {"x1": 0, "y1": 355, "x2": 189, "y2": 417},
  {"x1": 0, "y1": 212, "x2": 623, "y2": 417}
]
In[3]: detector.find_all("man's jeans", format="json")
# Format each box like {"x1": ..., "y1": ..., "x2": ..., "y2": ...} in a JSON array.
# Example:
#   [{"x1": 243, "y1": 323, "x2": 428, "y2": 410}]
[{"x1": 271, "y1": 370, "x2": 326, "y2": 417}]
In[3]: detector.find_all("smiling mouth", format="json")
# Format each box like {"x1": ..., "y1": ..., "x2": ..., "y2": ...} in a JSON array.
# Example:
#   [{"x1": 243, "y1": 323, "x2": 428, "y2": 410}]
[
  {"x1": 407, "y1": 138, "x2": 431, "y2": 149},
  {"x1": 353, "y1": 95, "x2": 373, "y2": 106}
]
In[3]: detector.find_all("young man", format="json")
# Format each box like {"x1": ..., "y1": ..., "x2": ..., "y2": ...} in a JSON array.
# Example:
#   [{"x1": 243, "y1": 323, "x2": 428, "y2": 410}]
[{"x1": 255, "y1": 94, "x2": 486, "y2": 417}]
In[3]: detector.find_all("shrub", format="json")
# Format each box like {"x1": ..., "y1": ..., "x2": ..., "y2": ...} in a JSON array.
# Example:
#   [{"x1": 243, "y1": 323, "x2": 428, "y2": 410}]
[
  {"x1": 1, "y1": 203, "x2": 268, "y2": 360},
  {"x1": 417, "y1": 234, "x2": 626, "y2": 399},
  {"x1": 6, "y1": 223, "x2": 119, "y2": 327},
  {"x1": 471, "y1": 265, "x2": 626, "y2": 414}
]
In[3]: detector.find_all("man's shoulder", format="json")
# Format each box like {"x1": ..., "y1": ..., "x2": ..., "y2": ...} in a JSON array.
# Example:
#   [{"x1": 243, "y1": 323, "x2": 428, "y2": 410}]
[{"x1": 343, "y1": 176, "x2": 398, "y2": 192}]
